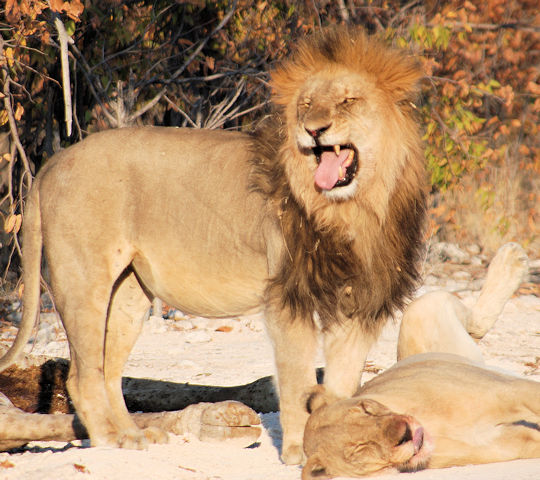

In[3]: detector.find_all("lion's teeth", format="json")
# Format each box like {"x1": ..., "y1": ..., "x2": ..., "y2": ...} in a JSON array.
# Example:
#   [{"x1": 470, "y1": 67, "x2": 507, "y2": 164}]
[
  {"x1": 343, "y1": 150, "x2": 354, "y2": 167},
  {"x1": 338, "y1": 166, "x2": 345, "y2": 180},
  {"x1": 334, "y1": 145, "x2": 340, "y2": 156}
]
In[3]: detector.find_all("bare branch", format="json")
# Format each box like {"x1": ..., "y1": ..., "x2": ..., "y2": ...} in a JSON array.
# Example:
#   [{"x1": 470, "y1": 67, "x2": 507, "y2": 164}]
[
  {"x1": 428, "y1": 21, "x2": 540, "y2": 34},
  {"x1": 50, "y1": 9, "x2": 74, "y2": 136},
  {"x1": 163, "y1": 95, "x2": 198, "y2": 128},
  {"x1": 68, "y1": 44, "x2": 118, "y2": 127},
  {"x1": 126, "y1": 91, "x2": 165, "y2": 124},
  {"x1": 0, "y1": 35, "x2": 33, "y2": 192},
  {"x1": 168, "y1": 0, "x2": 238, "y2": 83}
]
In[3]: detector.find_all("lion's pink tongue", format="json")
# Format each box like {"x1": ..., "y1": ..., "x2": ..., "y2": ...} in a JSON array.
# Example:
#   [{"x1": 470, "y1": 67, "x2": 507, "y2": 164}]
[{"x1": 314, "y1": 149, "x2": 351, "y2": 190}]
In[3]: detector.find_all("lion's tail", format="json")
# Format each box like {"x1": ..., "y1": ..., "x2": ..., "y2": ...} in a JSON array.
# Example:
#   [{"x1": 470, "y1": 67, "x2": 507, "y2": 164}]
[{"x1": 0, "y1": 183, "x2": 42, "y2": 372}]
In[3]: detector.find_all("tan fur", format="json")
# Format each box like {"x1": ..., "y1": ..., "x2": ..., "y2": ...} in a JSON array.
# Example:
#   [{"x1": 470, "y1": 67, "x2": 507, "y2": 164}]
[
  {"x1": 398, "y1": 243, "x2": 529, "y2": 362},
  {"x1": 302, "y1": 242, "x2": 537, "y2": 478},
  {"x1": 0, "y1": 27, "x2": 426, "y2": 463},
  {"x1": 303, "y1": 356, "x2": 540, "y2": 478}
]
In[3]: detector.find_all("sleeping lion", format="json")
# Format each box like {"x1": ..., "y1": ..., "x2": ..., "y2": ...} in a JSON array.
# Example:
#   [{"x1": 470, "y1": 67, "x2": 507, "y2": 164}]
[
  {"x1": 302, "y1": 243, "x2": 539, "y2": 478},
  {"x1": 0, "y1": 27, "x2": 426, "y2": 463}
]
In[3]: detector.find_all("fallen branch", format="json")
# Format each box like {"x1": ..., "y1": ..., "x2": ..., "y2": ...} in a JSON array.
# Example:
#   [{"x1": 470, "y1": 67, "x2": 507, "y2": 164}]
[{"x1": 0, "y1": 393, "x2": 261, "y2": 451}]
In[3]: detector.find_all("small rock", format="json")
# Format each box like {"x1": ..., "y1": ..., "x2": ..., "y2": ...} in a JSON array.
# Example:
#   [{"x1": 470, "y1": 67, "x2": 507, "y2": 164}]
[
  {"x1": 428, "y1": 242, "x2": 470, "y2": 264},
  {"x1": 423, "y1": 274, "x2": 440, "y2": 286},
  {"x1": 33, "y1": 323, "x2": 55, "y2": 344},
  {"x1": 184, "y1": 330, "x2": 212, "y2": 344},
  {"x1": 470, "y1": 256, "x2": 483, "y2": 266},
  {"x1": 166, "y1": 309, "x2": 183, "y2": 320},
  {"x1": 6, "y1": 311, "x2": 21, "y2": 325},
  {"x1": 40, "y1": 292, "x2": 54, "y2": 310},
  {"x1": 176, "y1": 319, "x2": 194, "y2": 331},
  {"x1": 452, "y1": 270, "x2": 471, "y2": 280},
  {"x1": 39, "y1": 312, "x2": 61, "y2": 325},
  {"x1": 465, "y1": 244, "x2": 481, "y2": 256},
  {"x1": 191, "y1": 317, "x2": 212, "y2": 330},
  {"x1": 145, "y1": 315, "x2": 168, "y2": 333},
  {"x1": 8, "y1": 301, "x2": 21, "y2": 312},
  {"x1": 32, "y1": 340, "x2": 67, "y2": 357}
]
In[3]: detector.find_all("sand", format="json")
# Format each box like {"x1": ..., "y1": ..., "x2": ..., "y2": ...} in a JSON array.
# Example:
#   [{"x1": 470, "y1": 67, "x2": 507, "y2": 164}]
[{"x1": 0, "y1": 275, "x2": 538, "y2": 479}]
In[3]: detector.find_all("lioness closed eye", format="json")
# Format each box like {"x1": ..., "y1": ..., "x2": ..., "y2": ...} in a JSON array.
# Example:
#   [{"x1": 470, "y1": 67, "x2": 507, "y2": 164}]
[{"x1": 0, "y1": 26, "x2": 426, "y2": 463}]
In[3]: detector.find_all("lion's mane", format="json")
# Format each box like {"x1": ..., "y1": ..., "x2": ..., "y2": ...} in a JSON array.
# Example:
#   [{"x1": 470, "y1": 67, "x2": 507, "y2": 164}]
[{"x1": 250, "y1": 28, "x2": 426, "y2": 331}]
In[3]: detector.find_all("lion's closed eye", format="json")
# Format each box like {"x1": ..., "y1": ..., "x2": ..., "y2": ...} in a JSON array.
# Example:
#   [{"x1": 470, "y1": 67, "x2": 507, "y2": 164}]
[{"x1": 341, "y1": 97, "x2": 361, "y2": 105}]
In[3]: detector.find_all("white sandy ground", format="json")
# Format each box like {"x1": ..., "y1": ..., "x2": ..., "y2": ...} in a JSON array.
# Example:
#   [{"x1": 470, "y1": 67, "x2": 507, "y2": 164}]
[{"x1": 0, "y1": 287, "x2": 538, "y2": 480}]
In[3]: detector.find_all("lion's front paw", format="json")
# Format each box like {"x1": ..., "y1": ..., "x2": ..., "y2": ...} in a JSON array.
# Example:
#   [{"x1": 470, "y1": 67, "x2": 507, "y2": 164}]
[
  {"x1": 199, "y1": 401, "x2": 262, "y2": 448},
  {"x1": 281, "y1": 443, "x2": 306, "y2": 465},
  {"x1": 100, "y1": 426, "x2": 167, "y2": 449}
]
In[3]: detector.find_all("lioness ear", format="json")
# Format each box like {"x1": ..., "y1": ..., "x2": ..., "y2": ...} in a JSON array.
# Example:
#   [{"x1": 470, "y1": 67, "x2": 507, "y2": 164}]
[
  {"x1": 352, "y1": 398, "x2": 392, "y2": 416},
  {"x1": 302, "y1": 452, "x2": 331, "y2": 480},
  {"x1": 304, "y1": 385, "x2": 338, "y2": 414}
]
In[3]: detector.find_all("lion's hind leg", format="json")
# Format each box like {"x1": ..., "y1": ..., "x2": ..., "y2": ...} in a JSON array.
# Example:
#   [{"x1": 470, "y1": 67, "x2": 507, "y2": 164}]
[
  {"x1": 103, "y1": 270, "x2": 167, "y2": 446},
  {"x1": 48, "y1": 244, "x2": 149, "y2": 448},
  {"x1": 53, "y1": 272, "x2": 126, "y2": 448}
]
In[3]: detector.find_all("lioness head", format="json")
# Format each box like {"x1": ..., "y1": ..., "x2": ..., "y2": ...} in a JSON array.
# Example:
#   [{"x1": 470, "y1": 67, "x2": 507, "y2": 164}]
[
  {"x1": 271, "y1": 26, "x2": 423, "y2": 212},
  {"x1": 302, "y1": 387, "x2": 433, "y2": 479}
]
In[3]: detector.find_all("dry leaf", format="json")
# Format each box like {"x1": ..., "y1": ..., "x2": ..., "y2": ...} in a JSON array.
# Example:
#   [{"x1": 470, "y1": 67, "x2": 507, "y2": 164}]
[
  {"x1": 3, "y1": 215, "x2": 14, "y2": 233},
  {"x1": 0, "y1": 459, "x2": 15, "y2": 468},
  {"x1": 216, "y1": 325, "x2": 233, "y2": 333},
  {"x1": 14, "y1": 103, "x2": 24, "y2": 121},
  {"x1": 73, "y1": 463, "x2": 88, "y2": 473},
  {"x1": 4, "y1": 213, "x2": 22, "y2": 233}
]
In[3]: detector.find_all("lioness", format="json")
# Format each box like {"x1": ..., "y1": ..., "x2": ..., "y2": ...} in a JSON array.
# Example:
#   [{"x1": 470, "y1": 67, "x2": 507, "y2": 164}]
[
  {"x1": 0, "y1": 27, "x2": 426, "y2": 463},
  {"x1": 302, "y1": 243, "x2": 538, "y2": 478},
  {"x1": 303, "y1": 355, "x2": 540, "y2": 478}
]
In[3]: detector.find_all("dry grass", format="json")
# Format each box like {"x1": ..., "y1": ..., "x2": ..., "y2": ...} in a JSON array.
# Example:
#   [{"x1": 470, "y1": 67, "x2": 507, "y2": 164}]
[{"x1": 433, "y1": 156, "x2": 539, "y2": 256}]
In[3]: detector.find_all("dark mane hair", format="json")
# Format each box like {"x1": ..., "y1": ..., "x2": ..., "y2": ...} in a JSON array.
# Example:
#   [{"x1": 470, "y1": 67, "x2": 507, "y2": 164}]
[{"x1": 250, "y1": 113, "x2": 426, "y2": 331}]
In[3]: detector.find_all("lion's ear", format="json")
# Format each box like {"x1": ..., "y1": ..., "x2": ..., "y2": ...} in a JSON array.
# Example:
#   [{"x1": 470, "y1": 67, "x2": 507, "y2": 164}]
[{"x1": 302, "y1": 452, "x2": 331, "y2": 480}]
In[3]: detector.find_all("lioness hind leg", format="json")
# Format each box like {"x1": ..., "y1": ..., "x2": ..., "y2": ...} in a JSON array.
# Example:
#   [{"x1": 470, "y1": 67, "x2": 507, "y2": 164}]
[
  {"x1": 468, "y1": 242, "x2": 528, "y2": 339},
  {"x1": 103, "y1": 270, "x2": 167, "y2": 446}
]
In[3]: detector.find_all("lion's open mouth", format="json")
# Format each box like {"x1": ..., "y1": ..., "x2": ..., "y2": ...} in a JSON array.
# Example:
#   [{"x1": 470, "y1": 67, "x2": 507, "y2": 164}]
[{"x1": 313, "y1": 144, "x2": 358, "y2": 191}]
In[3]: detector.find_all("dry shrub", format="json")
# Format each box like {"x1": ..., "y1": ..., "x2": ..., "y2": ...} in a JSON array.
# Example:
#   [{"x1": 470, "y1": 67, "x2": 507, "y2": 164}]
[{"x1": 434, "y1": 156, "x2": 539, "y2": 255}]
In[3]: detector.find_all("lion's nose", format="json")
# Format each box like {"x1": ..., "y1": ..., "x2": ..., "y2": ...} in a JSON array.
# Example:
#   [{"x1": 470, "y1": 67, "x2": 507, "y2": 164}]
[{"x1": 305, "y1": 123, "x2": 331, "y2": 138}]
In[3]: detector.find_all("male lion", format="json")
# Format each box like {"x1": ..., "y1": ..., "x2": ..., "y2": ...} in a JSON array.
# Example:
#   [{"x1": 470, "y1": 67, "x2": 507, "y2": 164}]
[{"x1": 0, "y1": 27, "x2": 425, "y2": 463}]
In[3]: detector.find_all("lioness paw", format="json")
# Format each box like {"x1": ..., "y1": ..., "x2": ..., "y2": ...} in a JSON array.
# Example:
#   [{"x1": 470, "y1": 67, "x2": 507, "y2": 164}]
[{"x1": 470, "y1": 242, "x2": 529, "y2": 338}]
